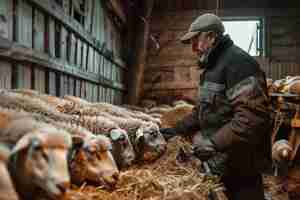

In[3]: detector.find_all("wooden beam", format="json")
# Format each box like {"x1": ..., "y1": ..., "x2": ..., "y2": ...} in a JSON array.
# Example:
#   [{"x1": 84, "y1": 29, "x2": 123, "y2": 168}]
[
  {"x1": 0, "y1": 36, "x2": 126, "y2": 91},
  {"x1": 144, "y1": 81, "x2": 198, "y2": 90},
  {"x1": 106, "y1": 0, "x2": 127, "y2": 24},
  {"x1": 127, "y1": 0, "x2": 155, "y2": 105}
]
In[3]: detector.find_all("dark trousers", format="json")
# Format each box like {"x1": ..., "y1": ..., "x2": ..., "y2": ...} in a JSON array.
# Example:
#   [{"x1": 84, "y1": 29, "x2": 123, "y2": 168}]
[{"x1": 221, "y1": 173, "x2": 265, "y2": 200}]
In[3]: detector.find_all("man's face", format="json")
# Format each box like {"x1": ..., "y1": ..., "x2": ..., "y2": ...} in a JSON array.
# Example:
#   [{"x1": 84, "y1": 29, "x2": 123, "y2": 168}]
[{"x1": 191, "y1": 32, "x2": 215, "y2": 56}]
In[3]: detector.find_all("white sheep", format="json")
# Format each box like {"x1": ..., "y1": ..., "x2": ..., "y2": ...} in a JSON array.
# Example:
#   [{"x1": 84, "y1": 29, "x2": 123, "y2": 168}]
[{"x1": 63, "y1": 95, "x2": 161, "y2": 125}]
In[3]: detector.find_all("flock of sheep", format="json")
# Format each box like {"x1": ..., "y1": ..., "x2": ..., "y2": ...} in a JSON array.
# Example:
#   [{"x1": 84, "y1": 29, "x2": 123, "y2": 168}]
[{"x1": 0, "y1": 89, "x2": 175, "y2": 200}]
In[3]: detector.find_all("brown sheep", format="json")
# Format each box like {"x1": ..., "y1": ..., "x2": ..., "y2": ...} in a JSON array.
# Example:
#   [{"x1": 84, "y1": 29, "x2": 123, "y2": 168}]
[
  {"x1": 0, "y1": 144, "x2": 19, "y2": 200},
  {"x1": 36, "y1": 114, "x2": 135, "y2": 170},
  {"x1": 0, "y1": 108, "x2": 122, "y2": 187},
  {"x1": 0, "y1": 111, "x2": 72, "y2": 200},
  {"x1": 31, "y1": 117, "x2": 120, "y2": 187}
]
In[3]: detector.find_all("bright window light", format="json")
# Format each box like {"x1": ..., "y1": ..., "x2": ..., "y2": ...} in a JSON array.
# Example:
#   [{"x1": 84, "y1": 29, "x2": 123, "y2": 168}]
[{"x1": 223, "y1": 20, "x2": 262, "y2": 56}]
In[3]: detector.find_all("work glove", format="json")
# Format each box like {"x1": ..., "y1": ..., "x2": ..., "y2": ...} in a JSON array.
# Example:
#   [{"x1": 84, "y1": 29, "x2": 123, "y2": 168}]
[
  {"x1": 192, "y1": 137, "x2": 217, "y2": 162},
  {"x1": 159, "y1": 128, "x2": 177, "y2": 141}
]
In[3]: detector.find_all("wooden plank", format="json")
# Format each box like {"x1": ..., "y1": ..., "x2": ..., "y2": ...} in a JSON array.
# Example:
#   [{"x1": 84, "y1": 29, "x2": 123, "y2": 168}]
[
  {"x1": 93, "y1": 84, "x2": 98, "y2": 102},
  {"x1": 16, "y1": 0, "x2": 32, "y2": 48},
  {"x1": 77, "y1": 39, "x2": 82, "y2": 67},
  {"x1": 14, "y1": 63, "x2": 32, "y2": 89},
  {"x1": 0, "y1": 61, "x2": 12, "y2": 89},
  {"x1": 34, "y1": 67, "x2": 46, "y2": 93},
  {"x1": 92, "y1": 0, "x2": 102, "y2": 41},
  {"x1": 54, "y1": 21, "x2": 62, "y2": 58},
  {"x1": 88, "y1": 82, "x2": 93, "y2": 102},
  {"x1": 59, "y1": 73, "x2": 64, "y2": 97},
  {"x1": 63, "y1": 0, "x2": 70, "y2": 15},
  {"x1": 94, "y1": 51, "x2": 99, "y2": 74},
  {"x1": 64, "y1": 75, "x2": 69, "y2": 95},
  {"x1": 99, "y1": 55, "x2": 104, "y2": 76},
  {"x1": 87, "y1": 46, "x2": 94, "y2": 73},
  {"x1": 75, "y1": 78, "x2": 81, "y2": 97},
  {"x1": 70, "y1": 33, "x2": 76, "y2": 65},
  {"x1": 0, "y1": 0, "x2": 13, "y2": 40},
  {"x1": 61, "y1": 26, "x2": 68, "y2": 61},
  {"x1": 107, "y1": 0, "x2": 126, "y2": 24},
  {"x1": 99, "y1": 85, "x2": 103, "y2": 101},
  {"x1": 84, "y1": 0, "x2": 93, "y2": 33},
  {"x1": 82, "y1": 42, "x2": 87, "y2": 70},
  {"x1": 49, "y1": 17, "x2": 55, "y2": 58},
  {"x1": 69, "y1": 76, "x2": 75, "y2": 96},
  {"x1": 48, "y1": 71, "x2": 56, "y2": 96},
  {"x1": 33, "y1": 9, "x2": 45, "y2": 52},
  {"x1": 80, "y1": 80, "x2": 86, "y2": 98}
]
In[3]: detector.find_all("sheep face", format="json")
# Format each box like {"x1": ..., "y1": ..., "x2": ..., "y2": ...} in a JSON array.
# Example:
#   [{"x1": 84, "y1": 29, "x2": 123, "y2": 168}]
[
  {"x1": 135, "y1": 123, "x2": 167, "y2": 162},
  {"x1": 70, "y1": 135, "x2": 119, "y2": 189},
  {"x1": 10, "y1": 132, "x2": 72, "y2": 200},
  {"x1": 110, "y1": 128, "x2": 136, "y2": 169},
  {"x1": 0, "y1": 145, "x2": 19, "y2": 200}
]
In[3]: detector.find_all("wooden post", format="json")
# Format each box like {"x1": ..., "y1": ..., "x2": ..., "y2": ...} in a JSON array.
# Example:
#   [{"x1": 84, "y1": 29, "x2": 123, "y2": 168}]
[{"x1": 127, "y1": 0, "x2": 154, "y2": 105}]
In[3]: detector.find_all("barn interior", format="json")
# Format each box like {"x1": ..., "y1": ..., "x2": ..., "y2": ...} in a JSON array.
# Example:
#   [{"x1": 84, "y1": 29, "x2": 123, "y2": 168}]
[{"x1": 0, "y1": 0, "x2": 299, "y2": 200}]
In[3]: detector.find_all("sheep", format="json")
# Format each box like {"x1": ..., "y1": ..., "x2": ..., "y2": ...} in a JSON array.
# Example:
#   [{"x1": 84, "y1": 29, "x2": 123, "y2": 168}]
[
  {"x1": 11, "y1": 89, "x2": 77, "y2": 113},
  {"x1": 30, "y1": 113, "x2": 135, "y2": 170},
  {"x1": 63, "y1": 95, "x2": 161, "y2": 125},
  {"x1": 0, "y1": 90, "x2": 76, "y2": 124},
  {"x1": 30, "y1": 115, "x2": 120, "y2": 184},
  {"x1": 0, "y1": 91, "x2": 163, "y2": 163},
  {"x1": 0, "y1": 144, "x2": 19, "y2": 200},
  {"x1": 0, "y1": 110, "x2": 72, "y2": 200},
  {"x1": 77, "y1": 112, "x2": 167, "y2": 162},
  {"x1": 0, "y1": 91, "x2": 117, "y2": 136}
]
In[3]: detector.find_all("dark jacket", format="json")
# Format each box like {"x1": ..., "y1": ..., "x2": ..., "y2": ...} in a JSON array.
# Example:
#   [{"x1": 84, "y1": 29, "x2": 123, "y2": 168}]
[{"x1": 175, "y1": 35, "x2": 271, "y2": 176}]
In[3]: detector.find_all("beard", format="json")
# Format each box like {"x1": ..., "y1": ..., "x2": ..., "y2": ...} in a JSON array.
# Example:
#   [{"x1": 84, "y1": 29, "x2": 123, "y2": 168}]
[{"x1": 197, "y1": 49, "x2": 211, "y2": 68}]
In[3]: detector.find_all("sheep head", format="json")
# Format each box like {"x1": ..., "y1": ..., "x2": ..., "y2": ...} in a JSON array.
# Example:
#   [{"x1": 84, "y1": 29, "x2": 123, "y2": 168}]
[
  {"x1": 110, "y1": 128, "x2": 136, "y2": 169},
  {"x1": 69, "y1": 134, "x2": 119, "y2": 189},
  {"x1": 0, "y1": 144, "x2": 19, "y2": 200},
  {"x1": 135, "y1": 122, "x2": 167, "y2": 162},
  {"x1": 10, "y1": 129, "x2": 72, "y2": 200}
]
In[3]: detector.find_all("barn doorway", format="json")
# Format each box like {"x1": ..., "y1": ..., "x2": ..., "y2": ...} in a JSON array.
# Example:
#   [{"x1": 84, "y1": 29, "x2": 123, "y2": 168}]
[{"x1": 222, "y1": 19, "x2": 263, "y2": 56}]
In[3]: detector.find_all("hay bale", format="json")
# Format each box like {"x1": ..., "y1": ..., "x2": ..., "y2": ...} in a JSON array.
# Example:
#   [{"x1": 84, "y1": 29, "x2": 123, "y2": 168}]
[{"x1": 161, "y1": 104, "x2": 194, "y2": 128}]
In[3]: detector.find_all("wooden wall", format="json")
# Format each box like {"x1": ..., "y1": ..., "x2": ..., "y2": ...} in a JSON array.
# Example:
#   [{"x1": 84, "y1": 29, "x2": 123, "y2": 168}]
[
  {"x1": 143, "y1": 1, "x2": 300, "y2": 104},
  {"x1": 0, "y1": 0, "x2": 126, "y2": 105}
]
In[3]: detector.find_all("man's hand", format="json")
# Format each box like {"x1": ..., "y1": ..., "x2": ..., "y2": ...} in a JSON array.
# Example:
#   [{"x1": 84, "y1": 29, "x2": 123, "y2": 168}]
[
  {"x1": 159, "y1": 128, "x2": 177, "y2": 140},
  {"x1": 192, "y1": 138, "x2": 217, "y2": 161}
]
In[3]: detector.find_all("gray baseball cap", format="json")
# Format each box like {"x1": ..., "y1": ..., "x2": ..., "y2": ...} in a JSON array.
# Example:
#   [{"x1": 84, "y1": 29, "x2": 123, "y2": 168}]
[{"x1": 180, "y1": 13, "x2": 225, "y2": 44}]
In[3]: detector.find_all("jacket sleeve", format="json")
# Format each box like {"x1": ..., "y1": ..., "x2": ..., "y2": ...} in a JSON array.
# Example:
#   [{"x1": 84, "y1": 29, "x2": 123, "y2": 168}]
[
  {"x1": 174, "y1": 104, "x2": 201, "y2": 135},
  {"x1": 211, "y1": 71, "x2": 271, "y2": 151}
]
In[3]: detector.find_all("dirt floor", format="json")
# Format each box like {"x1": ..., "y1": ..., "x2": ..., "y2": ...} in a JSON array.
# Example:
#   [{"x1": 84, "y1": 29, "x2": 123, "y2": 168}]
[{"x1": 64, "y1": 137, "x2": 289, "y2": 200}]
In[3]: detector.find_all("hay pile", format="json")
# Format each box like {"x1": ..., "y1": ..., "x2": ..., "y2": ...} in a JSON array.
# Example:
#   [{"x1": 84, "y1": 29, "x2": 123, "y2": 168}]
[
  {"x1": 64, "y1": 137, "x2": 288, "y2": 200},
  {"x1": 65, "y1": 137, "x2": 220, "y2": 200}
]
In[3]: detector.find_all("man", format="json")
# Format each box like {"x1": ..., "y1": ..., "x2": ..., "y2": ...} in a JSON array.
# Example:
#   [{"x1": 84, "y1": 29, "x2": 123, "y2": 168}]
[{"x1": 160, "y1": 13, "x2": 271, "y2": 200}]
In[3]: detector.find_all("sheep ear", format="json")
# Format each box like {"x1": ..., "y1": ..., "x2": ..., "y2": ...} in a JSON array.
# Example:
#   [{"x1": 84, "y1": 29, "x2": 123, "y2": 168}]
[
  {"x1": 11, "y1": 134, "x2": 33, "y2": 154},
  {"x1": 135, "y1": 128, "x2": 144, "y2": 145}
]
